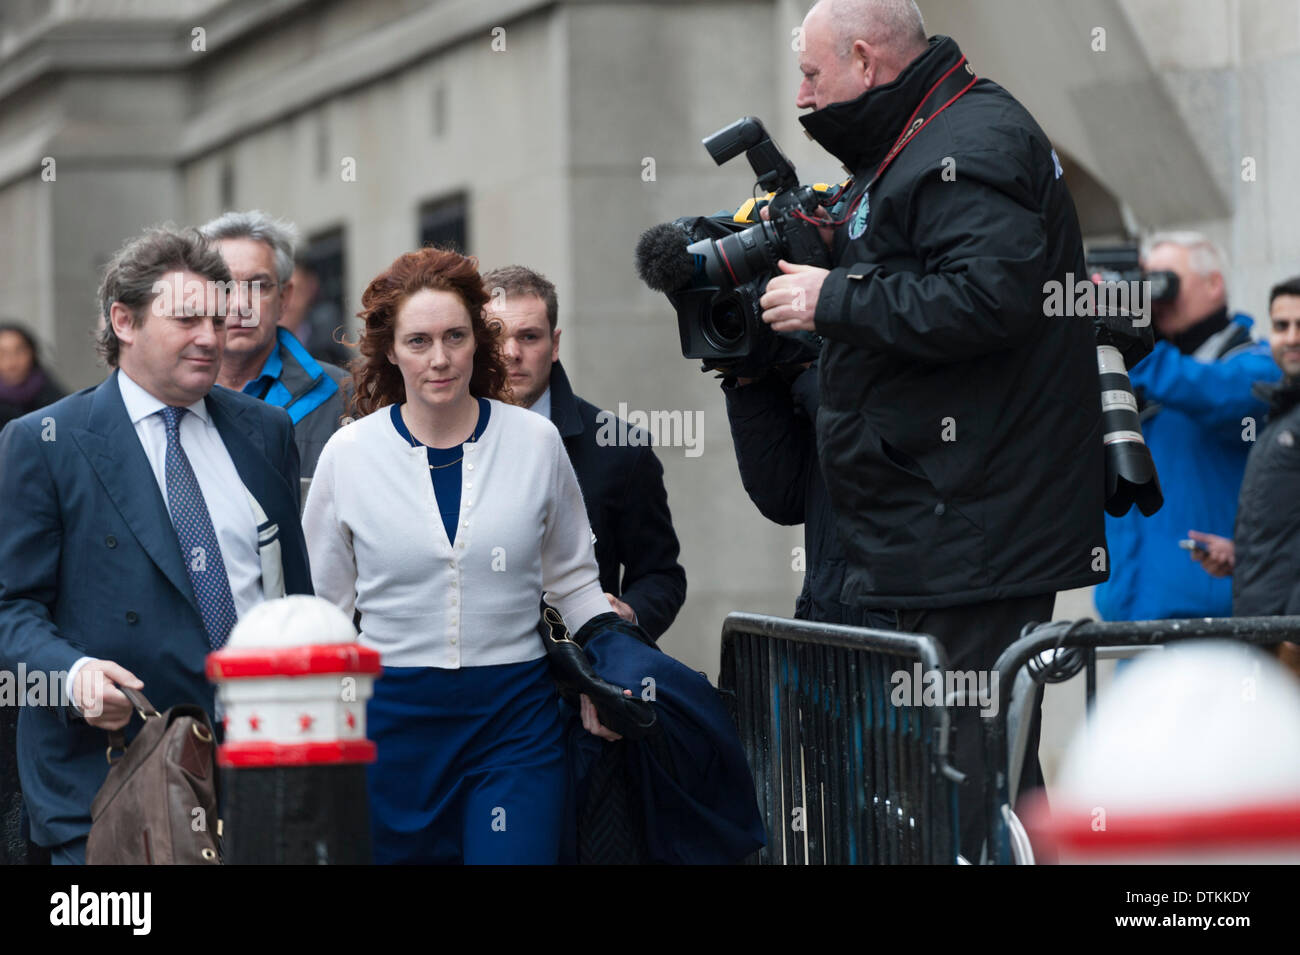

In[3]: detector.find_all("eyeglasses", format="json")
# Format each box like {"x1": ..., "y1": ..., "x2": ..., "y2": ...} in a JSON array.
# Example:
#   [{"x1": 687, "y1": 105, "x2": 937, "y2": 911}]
[{"x1": 242, "y1": 277, "x2": 281, "y2": 297}]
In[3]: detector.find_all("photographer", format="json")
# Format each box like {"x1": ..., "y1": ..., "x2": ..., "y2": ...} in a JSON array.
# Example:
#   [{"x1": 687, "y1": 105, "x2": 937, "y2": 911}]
[
  {"x1": 760, "y1": 0, "x2": 1106, "y2": 859},
  {"x1": 1094, "y1": 233, "x2": 1278, "y2": 622},
  {"x1": 722, "y1": 361, "x2": 893, "y2": 629}
]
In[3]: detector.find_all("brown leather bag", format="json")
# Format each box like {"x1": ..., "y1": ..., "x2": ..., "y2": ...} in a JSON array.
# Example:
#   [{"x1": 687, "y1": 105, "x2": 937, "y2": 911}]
[{"x1": 85, "y1": 687, "x2": 222, "y2": 865}]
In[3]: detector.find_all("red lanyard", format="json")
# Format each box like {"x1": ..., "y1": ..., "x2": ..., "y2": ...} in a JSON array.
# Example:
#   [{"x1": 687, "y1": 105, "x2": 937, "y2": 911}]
[
  {"x1": 871, "y1": 55, "x2": 977, "y2": 188},
  {"x1": 821, "y1": 56, "x2": 979, "y2": 229}
]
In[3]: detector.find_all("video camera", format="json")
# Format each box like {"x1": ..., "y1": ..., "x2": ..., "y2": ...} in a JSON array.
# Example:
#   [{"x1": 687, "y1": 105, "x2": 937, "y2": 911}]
[{"x1": 635, "y1": 117, "x2": 828, "y2": 377}]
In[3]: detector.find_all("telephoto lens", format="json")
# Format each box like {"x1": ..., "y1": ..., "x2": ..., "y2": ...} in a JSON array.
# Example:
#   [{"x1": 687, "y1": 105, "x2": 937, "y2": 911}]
[{"x1": 1097, "y1": 345, "x2": 1163, "y2": 517}]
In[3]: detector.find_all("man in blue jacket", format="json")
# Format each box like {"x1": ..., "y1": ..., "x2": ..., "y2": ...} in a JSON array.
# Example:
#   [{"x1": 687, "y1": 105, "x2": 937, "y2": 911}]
[
  {"x1": 201, "y1": 211, "x2": 350, "y2": 478},
  {"x1": 1094, "y1": 232, "x2": 1280, "y2": 621},
  {"x1": 0, "y1": 227, "x2": 313, "y2": 863}
]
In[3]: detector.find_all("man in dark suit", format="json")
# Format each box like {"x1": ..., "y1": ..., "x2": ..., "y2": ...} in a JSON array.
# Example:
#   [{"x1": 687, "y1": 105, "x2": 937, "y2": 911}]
[
  {"x1": 484, "y1": 266, "x2": 686, "y2": 641},
  {"x1": 0, "y1": 227, "x2": 313, "y2": 864}
]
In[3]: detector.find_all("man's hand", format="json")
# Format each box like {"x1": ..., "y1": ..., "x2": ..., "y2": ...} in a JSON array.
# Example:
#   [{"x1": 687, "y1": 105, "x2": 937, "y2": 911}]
[
  {"x1": 761, "y1": 260, "x2": 829, "y2": 334},
  {"x1": 75, "y1": 660, "x2": 143, "y2": 730},
  {"x1": 604, "y1": 592, "x2": 637, "y2": 624},
  {"x1": 580, "y1": 691, "x2": 632, "y2": 741},
  {"x1": 1187, "y1": 530, "x2": 1235, "y2": 578}
]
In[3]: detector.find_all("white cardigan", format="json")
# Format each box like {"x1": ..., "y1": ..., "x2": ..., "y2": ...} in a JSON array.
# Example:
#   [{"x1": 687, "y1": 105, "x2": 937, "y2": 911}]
[{"x1": 301, "y1": 399, "x2": 612, "y2": 668}]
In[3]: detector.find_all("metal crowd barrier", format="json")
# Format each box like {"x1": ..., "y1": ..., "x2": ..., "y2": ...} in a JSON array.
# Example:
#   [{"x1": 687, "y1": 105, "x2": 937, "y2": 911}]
[
  {"x1": 984, "y1": 615, "x2": 1300, "y2": 865},
  {"x1": 719, "y1": 612, "x2": 964, "y2": 864}
]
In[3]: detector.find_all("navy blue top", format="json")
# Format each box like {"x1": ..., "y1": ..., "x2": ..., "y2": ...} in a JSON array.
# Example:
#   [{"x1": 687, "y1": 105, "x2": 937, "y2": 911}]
[{"x1": 390, "y1": 398, "x2": 491, "y2": 545}]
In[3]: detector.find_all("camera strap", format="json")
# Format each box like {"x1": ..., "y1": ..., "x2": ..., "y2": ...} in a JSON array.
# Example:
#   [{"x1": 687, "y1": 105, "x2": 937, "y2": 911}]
[
  {"x1": 871, "y1": 55, "x2": 978, "y2": 189},
  {"x1": 833, "y1": 56, "x2": 978, "y2": 228}
]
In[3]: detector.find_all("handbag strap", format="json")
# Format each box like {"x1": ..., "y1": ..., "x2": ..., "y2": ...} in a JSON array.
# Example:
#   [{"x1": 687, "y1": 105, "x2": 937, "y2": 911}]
[
  {"x1": 542, "y1": 607, "x2": 576, "y2": 645},
  {"x1": 105, "y1": 686, "x2": 161, "y2": 764}
]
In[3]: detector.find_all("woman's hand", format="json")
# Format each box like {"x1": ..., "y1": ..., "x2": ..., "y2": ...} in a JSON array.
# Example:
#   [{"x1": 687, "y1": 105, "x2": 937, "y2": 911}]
[
  {"x1": 604, "y1": 593, "x2": 637, "y2": 624},
  {"x1": 581, "y1": 691, "x2": 632, "y2": 741}
]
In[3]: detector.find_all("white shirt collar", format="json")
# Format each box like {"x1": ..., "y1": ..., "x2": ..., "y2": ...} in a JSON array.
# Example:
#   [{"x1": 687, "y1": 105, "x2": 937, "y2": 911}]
[
  {"x1": 528, "y1": 386, "x2": 552, "y2": 421},
  {"x1": 117, "y1": 368, "x2": 210, "y2": 425}
]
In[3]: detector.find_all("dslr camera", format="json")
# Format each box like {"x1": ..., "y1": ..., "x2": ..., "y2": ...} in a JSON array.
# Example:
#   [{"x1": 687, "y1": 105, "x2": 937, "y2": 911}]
[{"x1": 635, "y1": 116, "x2": 829, "y2": 377}]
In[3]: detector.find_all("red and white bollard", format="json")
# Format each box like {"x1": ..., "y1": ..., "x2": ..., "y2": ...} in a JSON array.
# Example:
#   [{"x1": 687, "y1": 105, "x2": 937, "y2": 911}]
[
  {"x1": 1023, "y1": 640, "x2": 1300, "y2": 864},
  {"x1": 207, "y1": 595, "x2": 381, "y2": 864}
]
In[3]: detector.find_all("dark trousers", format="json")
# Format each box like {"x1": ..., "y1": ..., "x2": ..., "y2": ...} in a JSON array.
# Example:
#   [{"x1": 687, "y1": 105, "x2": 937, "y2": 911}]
[{"x1": 896, "y1": 592, "x2": 1055, "y2": 863}]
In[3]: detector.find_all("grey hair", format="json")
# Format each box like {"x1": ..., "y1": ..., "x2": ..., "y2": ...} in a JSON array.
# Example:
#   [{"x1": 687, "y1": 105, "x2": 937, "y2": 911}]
[
  {"x1": 1143, "y1": 231, "x2": 1228, "y2": 281},
  {"x1": 199, "y1": 209, "x2": 299, "y2": 285},
  {"x1": 94, "y1": 226, "x2": 232, "y2": 367},
  {"x1": 827, "y1": 0, "x2": 927, "y2": 58}
]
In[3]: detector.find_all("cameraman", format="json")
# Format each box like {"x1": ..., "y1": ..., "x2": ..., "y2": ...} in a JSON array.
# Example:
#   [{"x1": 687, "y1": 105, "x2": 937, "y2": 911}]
[
  {"x1": 760, "y1": 0, "x2": 1106, "y2": 860},
  {"x1": 1094, "y1": 233, "x2": 1278, "y2": 622},
  {"x1": 722, "y1": 362, "x2": 893, "y2": 629}
]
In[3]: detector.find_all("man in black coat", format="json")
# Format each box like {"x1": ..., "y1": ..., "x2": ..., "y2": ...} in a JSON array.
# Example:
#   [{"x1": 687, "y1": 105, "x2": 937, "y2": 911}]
[
  {"x1": 722, "y1": 362, "x2": 893, "y2": 630},
  {"x1": 483, "y1": 266, "x2": 687, "y2": 641},
  {"x1": 1191, "y1": 276, "x2": 1300, "y2": 677},
  {"x1": 760, "y1": 0, "x2": 1107, "y2": 859}
]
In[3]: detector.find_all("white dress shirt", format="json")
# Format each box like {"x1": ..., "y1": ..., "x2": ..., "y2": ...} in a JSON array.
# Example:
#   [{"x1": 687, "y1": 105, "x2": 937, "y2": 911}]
[
  {"x1": 528, "y1": 386, "x2": 552, "y2": 421},
  {"x1": 302, "y1": 398, "x2": 611, "y2": 668},
  {"x1": 67, "y1": 372, "x2": 263, "y2": 709}
]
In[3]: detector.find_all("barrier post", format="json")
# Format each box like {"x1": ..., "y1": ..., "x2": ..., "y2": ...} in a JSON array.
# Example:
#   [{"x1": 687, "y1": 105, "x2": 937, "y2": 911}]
[{"x1": 207, "y1": 595, "x2": 380, "y2": 864}]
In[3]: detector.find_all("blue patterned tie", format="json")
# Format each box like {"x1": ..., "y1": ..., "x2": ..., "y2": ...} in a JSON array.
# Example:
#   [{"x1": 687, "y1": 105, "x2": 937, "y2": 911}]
[{"x1": 158, "y1": 407, "x2": 239, "y2": 649}]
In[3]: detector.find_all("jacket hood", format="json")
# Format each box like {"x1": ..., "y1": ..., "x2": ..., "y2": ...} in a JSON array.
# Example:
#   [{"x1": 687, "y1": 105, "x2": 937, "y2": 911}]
[{"x1": 799, "y1": 35, "x2": 967, "y2": 171}]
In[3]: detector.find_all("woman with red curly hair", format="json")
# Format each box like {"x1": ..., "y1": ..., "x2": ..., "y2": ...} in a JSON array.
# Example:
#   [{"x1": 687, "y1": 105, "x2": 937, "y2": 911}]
[{"x1": 302, "y1": 247, "x2": 621, "y2": 864}]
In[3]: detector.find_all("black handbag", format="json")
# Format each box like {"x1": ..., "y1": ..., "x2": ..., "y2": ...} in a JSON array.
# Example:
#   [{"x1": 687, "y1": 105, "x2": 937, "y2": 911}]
[{"x1": 540, "y1": 609, "x2": 658, "y2": 740}]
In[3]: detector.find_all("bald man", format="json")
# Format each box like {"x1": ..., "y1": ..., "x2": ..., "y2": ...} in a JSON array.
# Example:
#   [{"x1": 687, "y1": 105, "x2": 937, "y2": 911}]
[{"x1": 759, "y1": 0, "x2": 1107, "y2": 861}]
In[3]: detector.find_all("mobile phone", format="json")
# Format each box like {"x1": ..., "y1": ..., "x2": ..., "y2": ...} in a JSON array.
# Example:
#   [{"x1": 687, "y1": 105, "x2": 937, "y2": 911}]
[{"x1": 1179, "y1": 539, "x2": 1208, "y2": 555}]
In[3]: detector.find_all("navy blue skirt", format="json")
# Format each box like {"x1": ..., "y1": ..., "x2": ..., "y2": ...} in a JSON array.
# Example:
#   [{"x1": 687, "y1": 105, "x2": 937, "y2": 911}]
[{"x1": 366, "y1": 656, "x2": 567, "y2": 864}]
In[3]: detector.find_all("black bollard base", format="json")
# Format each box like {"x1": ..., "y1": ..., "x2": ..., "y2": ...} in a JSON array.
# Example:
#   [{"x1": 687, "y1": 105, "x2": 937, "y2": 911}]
[{"x1": 221, "y1": 763, "x2": 372, "y2": 864}]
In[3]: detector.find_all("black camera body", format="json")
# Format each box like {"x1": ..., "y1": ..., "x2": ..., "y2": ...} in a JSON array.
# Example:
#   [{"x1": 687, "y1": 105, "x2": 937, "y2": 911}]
[
  {"x1": 687, "y1": 117, "x2": 832, "y2": 290},
  {"x1": 636, "y1": 117, "x2": 828, "y2": 377}
]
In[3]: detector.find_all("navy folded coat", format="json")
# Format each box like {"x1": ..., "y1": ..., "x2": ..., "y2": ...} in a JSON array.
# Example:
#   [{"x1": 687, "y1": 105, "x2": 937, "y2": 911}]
[{"x1": 562, "y1": 623, "x2": 765, "y2": 865}]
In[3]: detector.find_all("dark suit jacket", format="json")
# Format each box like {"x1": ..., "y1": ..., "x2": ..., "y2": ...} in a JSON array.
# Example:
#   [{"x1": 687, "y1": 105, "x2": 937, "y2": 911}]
[
  {"x1": 0, "y1": 370, "x2": 313, "y2": 847},
  {"x1": 547, "y1": 362, "x2": 686, "y2": 640}
]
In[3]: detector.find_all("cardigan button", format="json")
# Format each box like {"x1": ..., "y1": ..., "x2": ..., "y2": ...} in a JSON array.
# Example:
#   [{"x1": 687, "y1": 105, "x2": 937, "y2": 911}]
[
  {"x1": 105, "y1": 535, "x2": 117, "y2": 548},
  {"x1": 125, "y1": 611, "x2": 139, "y2": 624}
]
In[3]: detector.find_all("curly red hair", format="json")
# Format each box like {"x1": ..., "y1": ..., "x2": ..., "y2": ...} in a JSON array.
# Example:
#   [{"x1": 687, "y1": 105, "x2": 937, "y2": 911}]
[{"x1": 350, "y1": 247, "x2": 510, "y2": 417}]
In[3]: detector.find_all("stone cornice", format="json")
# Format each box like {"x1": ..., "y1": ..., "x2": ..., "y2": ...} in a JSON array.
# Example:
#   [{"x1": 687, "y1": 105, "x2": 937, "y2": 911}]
[{"x1": 0, "y1": 0, "x2": 558, "y2": 186}]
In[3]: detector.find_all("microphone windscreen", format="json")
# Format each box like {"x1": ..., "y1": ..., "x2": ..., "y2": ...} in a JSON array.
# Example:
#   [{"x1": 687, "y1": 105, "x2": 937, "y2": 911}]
[{"x1": 635, "y1": 222, "x2": 696, "y2": 292}]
